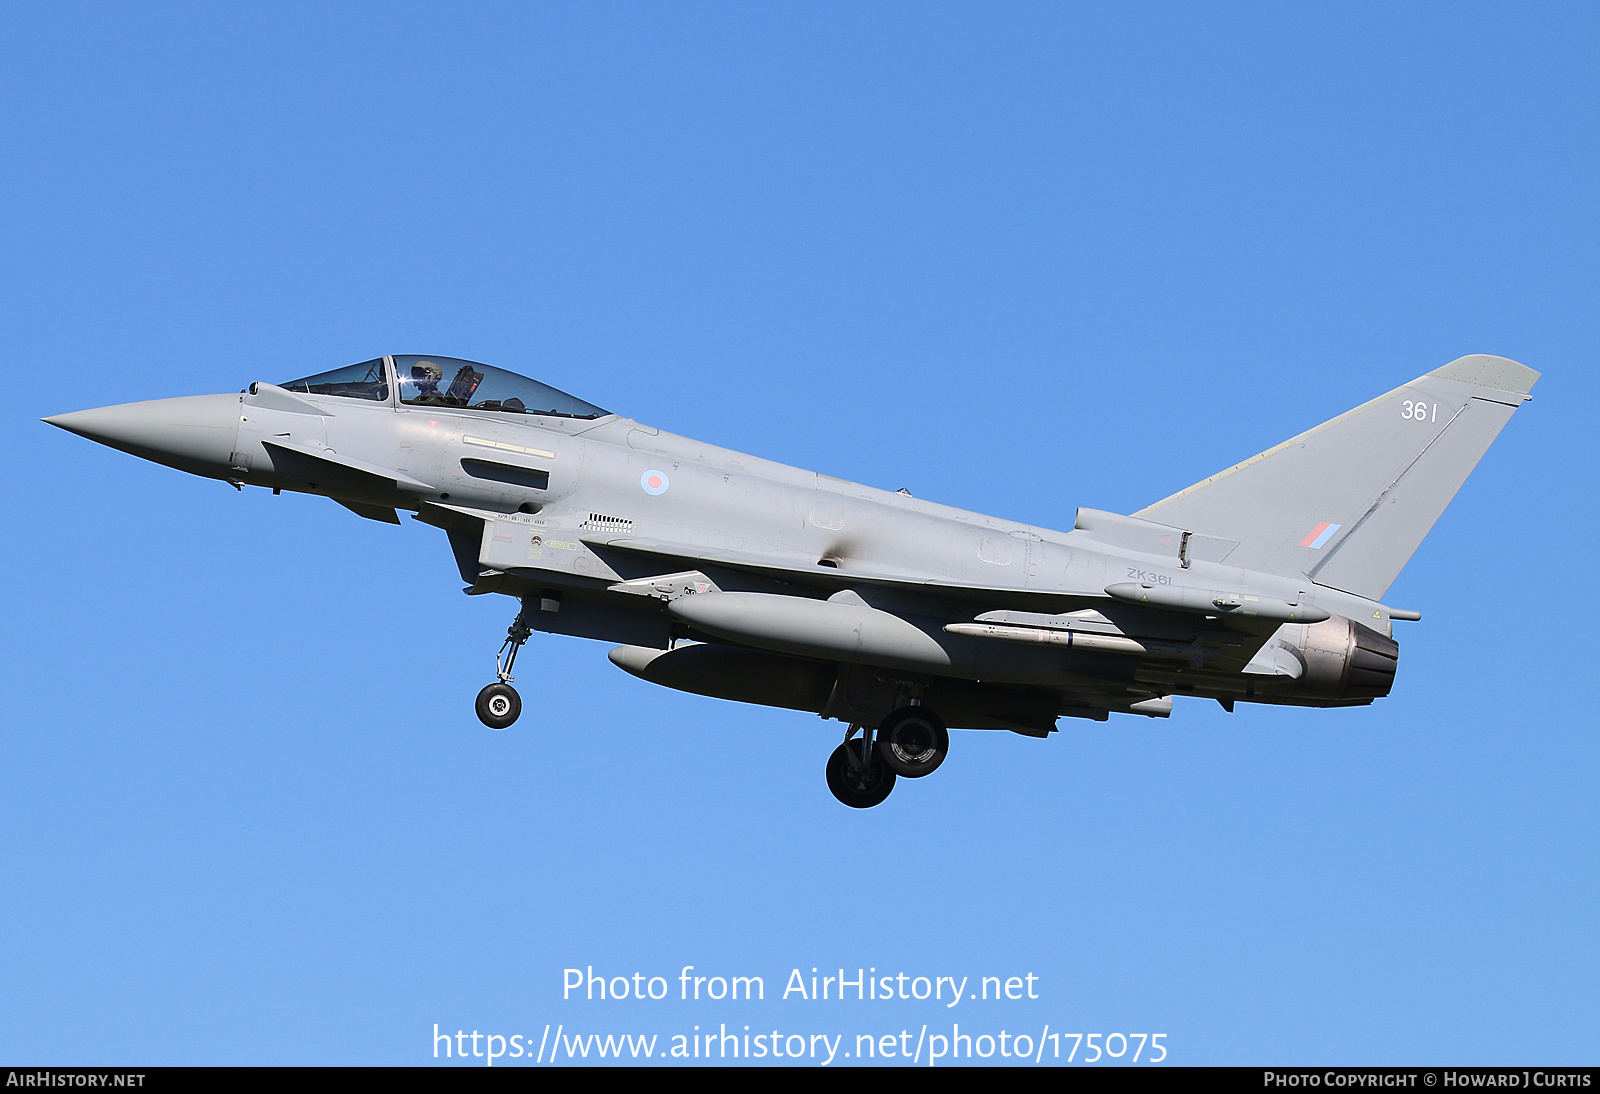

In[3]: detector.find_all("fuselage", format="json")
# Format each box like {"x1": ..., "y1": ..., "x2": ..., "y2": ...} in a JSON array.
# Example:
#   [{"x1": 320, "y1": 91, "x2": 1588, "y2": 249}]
[
  {"x1": 44, "y1": 355, "x2": 1396, "y2": 724},
  {"x1": 44, "y1": 350, "x2": 1543, "y2": 807}
]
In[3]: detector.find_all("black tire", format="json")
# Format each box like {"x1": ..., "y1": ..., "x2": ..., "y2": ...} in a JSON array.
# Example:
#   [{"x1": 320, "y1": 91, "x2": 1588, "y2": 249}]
[
  {"x1": 825, "y1": 738, "x2": 896, "y2": 808},
  {"x1": 877, "y1": 707, "x2": 949, "y2": 778},
  {"x1": 475, "y1": 682, "x2": 522, "y2": 729}
]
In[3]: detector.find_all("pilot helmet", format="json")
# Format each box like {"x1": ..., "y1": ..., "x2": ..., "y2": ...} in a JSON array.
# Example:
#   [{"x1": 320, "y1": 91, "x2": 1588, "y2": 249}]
[{"x1": 411, "y1": 361, "x2": 443, "y2": 383}]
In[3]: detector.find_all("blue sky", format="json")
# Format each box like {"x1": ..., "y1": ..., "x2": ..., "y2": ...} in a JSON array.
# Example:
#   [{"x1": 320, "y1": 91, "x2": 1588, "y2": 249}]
[{"x1": 1, "y1": 2, "x2": 1594, "y2": 1066}]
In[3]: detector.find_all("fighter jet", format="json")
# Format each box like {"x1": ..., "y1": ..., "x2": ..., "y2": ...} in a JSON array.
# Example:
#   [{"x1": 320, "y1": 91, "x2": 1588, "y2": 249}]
[{"x1": 44, "y1": 353, "x2": 1537, "y2": 807}]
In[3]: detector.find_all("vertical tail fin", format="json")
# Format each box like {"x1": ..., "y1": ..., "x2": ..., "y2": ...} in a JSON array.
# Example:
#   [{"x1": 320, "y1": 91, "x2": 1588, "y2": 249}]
[{"x1": 1135, "y1": 355, "x2": 1538, "y2": 600}]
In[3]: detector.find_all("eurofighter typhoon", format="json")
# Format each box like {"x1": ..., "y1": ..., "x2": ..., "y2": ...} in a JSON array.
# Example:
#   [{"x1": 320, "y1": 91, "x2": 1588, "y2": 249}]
[{"x1": 45, "y1": 354, "x2": 1537, "y2": 806}]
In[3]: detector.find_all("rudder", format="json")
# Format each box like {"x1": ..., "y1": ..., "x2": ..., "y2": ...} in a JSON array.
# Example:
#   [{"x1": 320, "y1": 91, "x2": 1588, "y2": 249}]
[{"x1": 1135, "y1": 355, "x2": 1538, "y2": 601}]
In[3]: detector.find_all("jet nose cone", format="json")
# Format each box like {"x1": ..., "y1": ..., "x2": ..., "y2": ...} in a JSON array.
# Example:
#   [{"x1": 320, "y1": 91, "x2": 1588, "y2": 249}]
[{"x1": 45, "y1": 394, "x2": 242, "y2": 476}]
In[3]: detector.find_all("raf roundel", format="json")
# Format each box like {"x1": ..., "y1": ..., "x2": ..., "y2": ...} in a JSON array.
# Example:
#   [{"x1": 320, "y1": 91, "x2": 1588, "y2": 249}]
[{"x1": 640, "y1": 469, "x2": 669, "y2": 496}]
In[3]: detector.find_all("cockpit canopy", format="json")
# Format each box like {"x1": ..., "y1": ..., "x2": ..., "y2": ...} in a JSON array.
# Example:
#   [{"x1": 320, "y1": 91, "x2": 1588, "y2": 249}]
[
  {"x1": 280, "y1": 358, "x2": 389, "y2": 401},
  {"x1": 279, "y1": 355, "x2": 608, "y2": 419},
  {"x1": 392, "y1": 356, "x2": 607, "y2": 418}
]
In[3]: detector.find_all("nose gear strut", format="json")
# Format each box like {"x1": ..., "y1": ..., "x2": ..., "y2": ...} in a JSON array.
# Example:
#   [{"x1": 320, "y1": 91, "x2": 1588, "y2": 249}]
[
  {"x1": 476, "y1": 598, "x2": 535, "y2": 729},
  {"x1": 496, "y1": 601, "x2": 535, "y2": 684}
]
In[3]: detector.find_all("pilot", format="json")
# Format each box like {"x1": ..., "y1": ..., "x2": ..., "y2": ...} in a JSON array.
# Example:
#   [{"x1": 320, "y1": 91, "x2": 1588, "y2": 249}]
[{"x1": 408, "y1": 361, "x2": 448, "y2": 405}]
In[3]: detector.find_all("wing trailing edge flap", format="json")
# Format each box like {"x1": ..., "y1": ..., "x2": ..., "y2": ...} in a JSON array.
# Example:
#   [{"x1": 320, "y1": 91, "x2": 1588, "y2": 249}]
[{"x1": 582, "y1": 535, "x2": 1094, "y2": 613}]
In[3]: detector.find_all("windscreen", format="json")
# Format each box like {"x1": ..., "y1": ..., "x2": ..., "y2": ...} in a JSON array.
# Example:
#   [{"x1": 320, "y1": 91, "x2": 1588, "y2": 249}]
[
  {"x1": 394, "y1": 356, "x2": 607, "y2": 418},
  {"x1": 279, "y1": 359, "x2": 388, "y2": 401}
]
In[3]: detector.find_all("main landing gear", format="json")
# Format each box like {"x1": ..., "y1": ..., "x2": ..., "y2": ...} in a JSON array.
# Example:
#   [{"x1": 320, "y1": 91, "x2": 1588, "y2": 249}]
[
  {"x1": 826, "y1": 727, "x2": 895, "y2": 809},
  {"x1": 824, "y1": 706, "x2": 949, "y2": 808},
  {"x1": 877, "y1": 706, "x2": 949, "y2": 778},
  {"x1": 476, "y1": 602, "x2": 533, "y2": 730}
]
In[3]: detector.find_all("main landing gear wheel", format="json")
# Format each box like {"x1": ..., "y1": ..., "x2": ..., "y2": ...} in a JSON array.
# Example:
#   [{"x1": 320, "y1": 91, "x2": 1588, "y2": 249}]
[
  {"x1": 475, "y1": 682, "x2": 521, "y2": 729},
  {"x1": 826, "y1": 737, "x2": 896, "y2": 809},
  {"x1": 877, "y1": 706, "x2": 949, "y2": 778}
]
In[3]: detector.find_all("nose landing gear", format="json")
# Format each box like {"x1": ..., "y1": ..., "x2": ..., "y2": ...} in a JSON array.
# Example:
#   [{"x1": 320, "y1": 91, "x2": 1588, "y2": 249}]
[
  {"x1": 475, "y1": 600, "x2": 534, "y2": 730},
  {"x1": 475, "y1": 682, "x2": 521, "y2": 729}
]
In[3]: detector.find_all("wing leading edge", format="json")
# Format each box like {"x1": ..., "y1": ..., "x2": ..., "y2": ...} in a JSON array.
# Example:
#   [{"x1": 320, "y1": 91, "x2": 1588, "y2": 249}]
[{"x1": 581, "y1": 535, "x2": 1096, "y2": 614}]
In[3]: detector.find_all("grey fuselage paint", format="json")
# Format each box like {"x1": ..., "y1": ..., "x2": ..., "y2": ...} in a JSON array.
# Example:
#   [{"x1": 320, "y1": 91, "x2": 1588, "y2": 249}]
[{"x1": 54, "y1": 354, "x2": 1524, "y2": 731}]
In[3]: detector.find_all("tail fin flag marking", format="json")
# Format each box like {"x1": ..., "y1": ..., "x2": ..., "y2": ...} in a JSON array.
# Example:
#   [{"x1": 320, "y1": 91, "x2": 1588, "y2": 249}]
[{"x1": 1300, "y1": 522, "x2": 1342, "y2": 549}]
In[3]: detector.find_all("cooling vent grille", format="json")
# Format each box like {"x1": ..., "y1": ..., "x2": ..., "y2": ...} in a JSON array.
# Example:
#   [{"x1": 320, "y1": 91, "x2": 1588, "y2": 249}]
[{"x1": 579, "y1": 512, "x2": 633, "y2": 533}]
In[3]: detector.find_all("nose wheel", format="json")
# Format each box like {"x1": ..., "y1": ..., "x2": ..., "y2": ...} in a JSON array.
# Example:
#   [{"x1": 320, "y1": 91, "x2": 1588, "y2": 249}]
[
  {"x1": 476, "y1": 599, "x2": 534, "y2": 729},
  {"x1": 476, "y1": 682, "x2": 521, "y2": 729}
]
